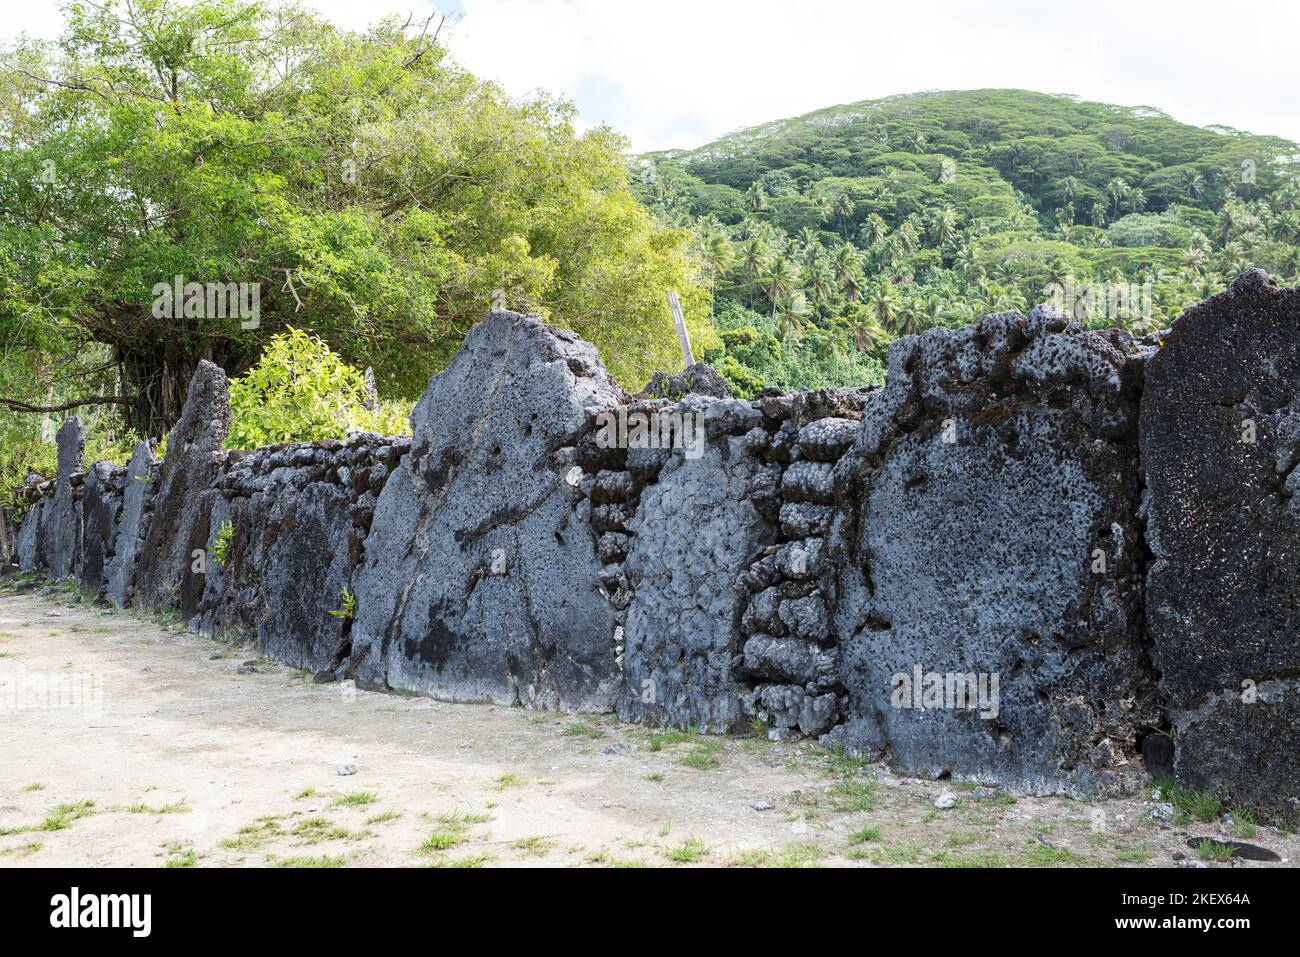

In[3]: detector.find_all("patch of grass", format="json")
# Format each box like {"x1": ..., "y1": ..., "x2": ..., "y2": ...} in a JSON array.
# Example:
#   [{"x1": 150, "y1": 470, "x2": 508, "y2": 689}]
[
  {"x1": 1020, "y1": 840, "x2": 1086, "y2": 867},
  {"x1": 562, "y1": 721, "x2": 605, "y2": 739},
  {"x1": 750, "y1": 713, "x2": 770, "y2": 739},
  {"x1": 435, "y1": 853, "x2": 492, "y2": 868},
  {"x1": 645, "y1": 772, "x2": 665, "y2": 783},
  {"x1": 24, "y1": 783, "x2": 44, "y2": 792},
  {"x1": 944, "y1": 830, "x2": 982, "y2": 848},
  {"x1": 164, "y1": 846, "x2": 199, "y2": 868},
  {"x1": 0, "y1": 841, "x2": 42, "y2": 858},
  {"x1": 272, "y1": 854, "x2": 346, "y2": 868},
  {"x1": 365, "y1": 810, "x2": 401, "y2": 825},
  {"x1": 511, "y1": 836, "x2": 554, "y2": 857},
  {"x1": 665, "y1": 837, "x2": 710, "y2": 863},
  {"x1": 123, "y1": 801, "x2": 188, "y2": 815},
  {"x1": 828, "y1": 775, "x2": 878, "y2": 813},
  {"x1": 847, "y1": 825, "x2": 882, "y2": 845},
  {"x1": 418, "y1": 812, "x2": 488, "y2": 854},
  {"x1": 294, "y1": 787, "x2": 318, "y2": 800},
  {"x1": 1229, "y1": 809, "x2": 1257, "y2": 839},
  {"x1": 732, "y1": 842, "x2": 824, "y2": 868},
  {"x1": 1114, "y1": 845, "x2": 1151, "y2": 863},
  {"x1": 43, "y1": 799, "x2": 96, "y2": 831},
  {"x1": 936, "y1": 850, "x2": 1011, "y2": 868},
  {"x1": 870, "y1": 841, "x2": 925, "y2": 865},
  {"x1": 1153, "y1": 774, "x2": 1174, "y2": 801},
  {"x1": 493, "y1": 772, "x2": 524, "y2": 790},
  {"x1": 331, "y1": 791, "x2": 378, "y2": 808},
  {"x1": 420, "y1": 829, "x2": 468, "y2": 852},
  {"x1": 293, "y1": 816, "x2": 350, "y2": 843},
  {"x1": 436, "y1": 810, "x2": 492, "y2": 826},
  {"x1": 1193, "y1": 838, "x2": 1234, "y2": 863},
  {"x1": 219, "y1": 816, "x2": 284, "y2": 851},
  {"x1": 678, "y1": 750, "x2": 721, "y2": 771},
  {"x1": 1171, "y1": 787, "x2": 1222, "y2": 824}
]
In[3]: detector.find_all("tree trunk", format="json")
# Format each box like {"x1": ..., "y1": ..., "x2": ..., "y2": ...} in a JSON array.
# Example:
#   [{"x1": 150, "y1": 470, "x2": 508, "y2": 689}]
[{"x1": 112, "y1": 334, "x2": 249, "y2": 439}]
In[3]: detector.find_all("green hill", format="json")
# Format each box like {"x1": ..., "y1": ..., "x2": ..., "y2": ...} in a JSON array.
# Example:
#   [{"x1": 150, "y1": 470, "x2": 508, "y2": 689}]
[{"x1": 633, "y1": 89, "x2": 1300, "y2": 395}]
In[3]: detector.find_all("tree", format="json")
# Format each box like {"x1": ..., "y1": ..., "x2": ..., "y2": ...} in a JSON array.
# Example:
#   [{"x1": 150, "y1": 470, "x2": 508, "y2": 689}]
[
  {"x1": 866, "y1": 282, "x2": 899, "y2": 329},
  {"x1": 0, "y1": 0, "x2": 704, "y2": 435}
]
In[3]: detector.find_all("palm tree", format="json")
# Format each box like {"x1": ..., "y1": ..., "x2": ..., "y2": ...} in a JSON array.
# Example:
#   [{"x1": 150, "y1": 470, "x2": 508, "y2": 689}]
[
  {"x1": 850, "y1": 315, "x2": 888, "y2": 352},
  {"x1": 833, "y1": 191, "x2": 856, "y2": 238},
  {"x1": 796, "y1": 227, "x2": 822, "y2": 259},
  {"x1": 1060, "y1": 176, "x2": 1081, "y2": 204},
  {"x1": 745, "y1": 183, "x2": 768, "y2": 213},
  {"x1": 1182, "y1": 244, "x2": 1209, "y2": 276},
  {"x1": 763, "y1": 257, "x2": 797, "y2": 316},
  {"x1": 774, "y1": 290, "x2": 810, "y2": 337},
  {"x1": 894, "y1": 298, "x2": 923, "y2": 337},
  {"x1": 953, "y1": 243, "x2": 982, "y2": 280},
  {"x1": 1182, "y1": 169, "x2": 1206, "y2": 201},
  {"x1": 804, "y1": 261, "x2": 836, "y2": 311},
  {"x1": 831, "y1": 244, "x2": 864, "y2": 298},
  {"x1": 1282, "y1": 246, "x2": 1300, "y2": 281},
  {"x1": 1045, "y1": 257, "x2": 1073, "y2": 288},
  {"x1": 858, "y1": 213, "x2": 889, "y2": 249},
  {"x1": 740, "y1": 237, "x2": 771, "y2": 282},
  {"x1": 931, "y1": 206, "x2": 958, "y2": 247},
  {"x1": 866, "y1": 282, "x2": 899, "y2": 330},
  {"x1": 1106, "y1": 177, "x2": 1129, "y2": 217},
  {"x1": 919, "y1": 294, "x2": 945, "y2": 330}
]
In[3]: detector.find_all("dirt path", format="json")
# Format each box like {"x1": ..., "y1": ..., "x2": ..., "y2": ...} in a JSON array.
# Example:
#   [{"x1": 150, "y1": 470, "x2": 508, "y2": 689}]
[{"x1": 1, "y1": 578, "x2": 1295, "y2": 869}]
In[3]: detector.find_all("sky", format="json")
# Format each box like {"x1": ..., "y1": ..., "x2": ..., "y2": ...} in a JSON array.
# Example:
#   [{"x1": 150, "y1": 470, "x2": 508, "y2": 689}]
[{"x1": 6, "y1": 0, "x2": 1300, "y2": 153}]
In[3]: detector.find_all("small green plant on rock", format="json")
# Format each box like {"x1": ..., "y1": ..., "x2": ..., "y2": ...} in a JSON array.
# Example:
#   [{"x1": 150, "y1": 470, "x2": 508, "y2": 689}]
[
  {"x1": 209, "y1": 521, "x2": 234, "y2": 566},
  {"x1": 329, "y1": 588, "x2": 356, "y2": 620}
]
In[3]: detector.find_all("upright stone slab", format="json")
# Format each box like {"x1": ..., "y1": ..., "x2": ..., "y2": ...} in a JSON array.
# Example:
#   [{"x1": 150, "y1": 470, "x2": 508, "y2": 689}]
[
  {"x1": 830, "y1": 310, "x2": 1157, "y2": 794},
  {"x1": 39, "y1": 418, "x2": 85, "y2": 579},
  {"x1": 197, "y1": 434, "x2": 405, "y2": 672},
  {"x1": 348, "y1": 312, "x2": 623, "y2": 710},
  {"x1": 1140, "y1": 270, "x2": 1300, "y2": 823},
  {"x1": 616, "y1": 396, "x2": 776, "y2": 732},
  {"x1": 15, "y1": 497, "x2": 45, "y2": 572},
  {"x1": 105, "y1": 440, "x2": 158, "y2": 609},
  {"x1": 136, "y1": 361, "x2": 230, "y2": 611},
  {"x1": 78, "y1": 461, "x2": 125, "y2": 598}
]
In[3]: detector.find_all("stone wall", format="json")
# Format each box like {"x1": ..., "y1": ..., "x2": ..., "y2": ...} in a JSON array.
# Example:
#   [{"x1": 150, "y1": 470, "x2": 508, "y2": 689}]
[{"x1": 10, "y1": 274, "x2": 1300, "y2": 822}]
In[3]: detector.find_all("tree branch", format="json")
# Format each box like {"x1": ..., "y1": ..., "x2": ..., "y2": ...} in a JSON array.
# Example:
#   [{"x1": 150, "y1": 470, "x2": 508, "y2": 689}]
[{"x1": 0, "y1": 395, "x2": 136, "y2": 414}]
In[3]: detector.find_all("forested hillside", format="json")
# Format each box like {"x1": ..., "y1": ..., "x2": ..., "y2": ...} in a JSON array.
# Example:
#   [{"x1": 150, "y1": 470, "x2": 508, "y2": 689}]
[{"x1": 633, "y1": 89, "x2": 1300, "y2": 395}]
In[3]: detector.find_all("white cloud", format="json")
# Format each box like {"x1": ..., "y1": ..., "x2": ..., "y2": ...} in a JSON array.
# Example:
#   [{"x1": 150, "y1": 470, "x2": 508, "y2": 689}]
[{"x1": 8, "y1": 0, "x2": 1300, "y2": 151}]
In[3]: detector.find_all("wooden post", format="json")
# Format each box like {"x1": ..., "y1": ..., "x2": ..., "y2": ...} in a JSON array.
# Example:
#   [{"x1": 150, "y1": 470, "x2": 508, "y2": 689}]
[{"x1": 667, "y1": 291, "x2": 695, "y2": 367}]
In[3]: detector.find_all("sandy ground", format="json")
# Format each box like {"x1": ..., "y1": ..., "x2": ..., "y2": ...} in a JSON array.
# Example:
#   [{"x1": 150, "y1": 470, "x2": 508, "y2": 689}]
[{"x1": 1, "y1": 576, "x2": 1296, "y2": 869}]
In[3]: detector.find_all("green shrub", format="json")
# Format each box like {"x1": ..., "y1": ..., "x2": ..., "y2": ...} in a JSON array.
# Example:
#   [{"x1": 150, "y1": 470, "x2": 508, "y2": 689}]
[{"x1": 226, "y1": 327, "x2": 411, "y2": 450}]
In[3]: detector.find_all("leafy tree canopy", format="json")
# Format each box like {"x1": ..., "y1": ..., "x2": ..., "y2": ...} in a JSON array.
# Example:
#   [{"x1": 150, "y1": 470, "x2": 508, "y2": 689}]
[{"x1": 0, "y1": 0, "x2": 707, "y2": 444}]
